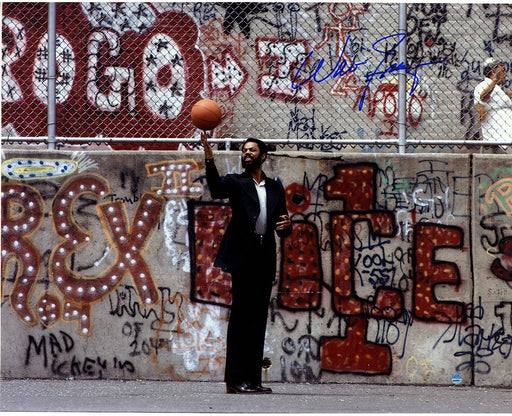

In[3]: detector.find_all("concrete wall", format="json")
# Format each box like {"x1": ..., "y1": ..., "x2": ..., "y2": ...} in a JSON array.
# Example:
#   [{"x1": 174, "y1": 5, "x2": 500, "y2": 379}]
[{"x1": 2, "y1": 149, "x2": 511, "y2": 387}]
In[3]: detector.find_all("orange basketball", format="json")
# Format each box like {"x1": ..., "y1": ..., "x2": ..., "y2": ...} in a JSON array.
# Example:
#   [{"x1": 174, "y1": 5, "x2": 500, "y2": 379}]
[{"x1": 190, "y1": 99, "x2": 222, "y2": 131}]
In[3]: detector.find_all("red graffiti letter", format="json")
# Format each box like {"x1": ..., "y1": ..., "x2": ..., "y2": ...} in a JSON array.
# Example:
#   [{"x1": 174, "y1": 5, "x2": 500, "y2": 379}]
[
  {"x1": 413, "y1": 223, "x2": 466, "y2": 323},
  {"x1": 50, "y1": 175, "x2": 163, "y2": 336},
  {"x1": 1, "y1": 183, "x2": 44, "y2": 326},
  {"x1": 279, "y1": 221, "x2": 322, "y2": 310},
  {"x1": 98, "y1": 192, "x2": 164, "y2": 308},
  {"x1": 255, "y1": 38, "x2": 313, "y2": 103},
  {"x1": 189, "y1": 203, "x2": 232, "y2": 306},
  {"x1": 321, "y1": 163, "x2": 402, "y2": 375}
]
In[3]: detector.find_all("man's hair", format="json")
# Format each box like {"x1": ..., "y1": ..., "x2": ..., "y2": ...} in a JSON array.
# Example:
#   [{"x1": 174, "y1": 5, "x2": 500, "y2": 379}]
[
  {"x1": 483, "y1": 58, "x2": 502, "y2": 78},
  {"x1": 242, "y1": 138, "x2": 268, "y2": 155}
]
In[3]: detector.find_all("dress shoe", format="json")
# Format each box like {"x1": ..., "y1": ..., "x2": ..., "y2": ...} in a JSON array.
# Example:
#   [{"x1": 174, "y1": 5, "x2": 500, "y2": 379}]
[
  {"x1": 226, "y1": 382, "x2": 259, "y2": 394},
  {"x1": 255, "y1": 384, "x2": 272, "y2": 394}
]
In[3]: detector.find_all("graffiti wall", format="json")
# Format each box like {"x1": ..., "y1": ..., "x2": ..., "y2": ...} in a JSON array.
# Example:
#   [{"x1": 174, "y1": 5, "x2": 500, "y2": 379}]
[
  {"x1": 472, "y1": 159, "x2": 512, "y2": 387},
  {"x1": 3, "y1": 3, "x2": 512, "y2": 147},
  {"x1": 2, "y1": 149, "x2": 511, "y2": 386}
]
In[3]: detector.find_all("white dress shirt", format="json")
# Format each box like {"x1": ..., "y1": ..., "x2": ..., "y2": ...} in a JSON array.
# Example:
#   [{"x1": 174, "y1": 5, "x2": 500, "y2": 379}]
[{"x1": 254, "y1": 179, "x2": 267, "y2": 235}]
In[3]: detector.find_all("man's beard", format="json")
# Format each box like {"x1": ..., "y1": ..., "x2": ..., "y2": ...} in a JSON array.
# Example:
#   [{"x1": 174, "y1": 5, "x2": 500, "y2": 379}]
[{"x1": 242, "y1": 153, "x2": 264, "y2": 171}]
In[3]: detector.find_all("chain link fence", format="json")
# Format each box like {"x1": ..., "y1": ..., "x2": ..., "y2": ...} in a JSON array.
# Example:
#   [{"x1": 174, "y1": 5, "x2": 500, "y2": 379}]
[{"x1": 2, "y1": 2, "x2": 512, "y2": 152}]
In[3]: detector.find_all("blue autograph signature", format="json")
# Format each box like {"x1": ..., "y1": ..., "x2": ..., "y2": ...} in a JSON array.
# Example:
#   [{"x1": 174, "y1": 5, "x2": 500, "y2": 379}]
[{"x1": 292, "y1": 33, "x2": 447, "y2": 110}]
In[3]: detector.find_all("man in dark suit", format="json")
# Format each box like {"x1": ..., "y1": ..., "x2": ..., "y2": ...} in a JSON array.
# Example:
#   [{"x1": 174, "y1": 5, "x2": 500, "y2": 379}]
[{"x1": 201, "y1": 132, "x2": 292, "y2": 394}]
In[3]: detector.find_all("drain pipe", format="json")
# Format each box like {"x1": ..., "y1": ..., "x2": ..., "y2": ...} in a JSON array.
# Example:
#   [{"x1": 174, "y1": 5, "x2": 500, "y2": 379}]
[
  {"x1": 47, "y1": 2, "x2": 57, "y2": 150},
  {"x1": 398, "y1": 3, "x2": 407, "y2": 154}
]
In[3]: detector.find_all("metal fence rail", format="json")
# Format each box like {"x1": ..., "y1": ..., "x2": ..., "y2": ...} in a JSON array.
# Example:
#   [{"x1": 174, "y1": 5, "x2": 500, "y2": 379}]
[{"x1": 2, "y1": 2, "x2": 512, "y2": 153}]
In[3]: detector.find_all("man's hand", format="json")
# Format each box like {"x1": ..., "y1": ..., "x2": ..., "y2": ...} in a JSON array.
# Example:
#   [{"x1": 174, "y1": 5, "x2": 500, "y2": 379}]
[
  {"x1": 276, "y1": 215, "x2": 291, "y2": 231},
  {"x1": 480, "y1": 79, "x2": 496, "y2": 102},
  {"x1": 201, "y1": 131, "x2": 213, "y2": 159}
]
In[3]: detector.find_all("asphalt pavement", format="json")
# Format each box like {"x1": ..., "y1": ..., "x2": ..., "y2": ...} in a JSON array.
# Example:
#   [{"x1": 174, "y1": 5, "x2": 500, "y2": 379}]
[{"x1": 1, "y1": 379, "x2": 512, "y2": 414}]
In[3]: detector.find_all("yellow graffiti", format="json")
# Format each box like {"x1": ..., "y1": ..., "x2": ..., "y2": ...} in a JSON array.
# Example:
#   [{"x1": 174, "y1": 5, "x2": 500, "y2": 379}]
[
  {"x1": 485, "y1": 178, "x2": 512, "y2": 215},
  {"x1": 146, "y1": 159, "x2": 204, "y2": 198},
  {"x1": 2, "y1": 158, "x2": 78, "y2": 180},
  {"x1": 392, "y1": 354, "x2": 437, "y2": 381},
  {"x1": 1, "y1": 152, "x2": 97, "y2": 180}
]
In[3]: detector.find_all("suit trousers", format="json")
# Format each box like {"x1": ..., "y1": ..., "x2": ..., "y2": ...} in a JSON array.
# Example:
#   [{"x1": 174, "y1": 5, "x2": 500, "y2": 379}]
[{"x1": 224, "y1": 252, "x2": 274, "y2": 386}]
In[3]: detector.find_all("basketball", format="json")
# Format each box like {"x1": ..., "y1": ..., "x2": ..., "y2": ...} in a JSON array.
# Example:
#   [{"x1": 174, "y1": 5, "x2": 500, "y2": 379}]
[{"x1": 191, "y1": 99, "x2": 222, "y2": 131}]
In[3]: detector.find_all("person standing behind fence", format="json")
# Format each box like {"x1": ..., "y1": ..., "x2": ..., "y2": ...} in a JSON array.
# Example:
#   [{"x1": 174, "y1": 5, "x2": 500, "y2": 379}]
[
  {"x1": 474, "y1": 58, "x2": 512, "y2": 143},
  {"x1": 200, "y1": 132, "x2": 292, "y2": 394}
]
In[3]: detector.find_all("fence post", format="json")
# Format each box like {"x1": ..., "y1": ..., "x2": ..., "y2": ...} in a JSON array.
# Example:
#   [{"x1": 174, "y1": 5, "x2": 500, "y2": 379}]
[
  {"x1": 47, "y1": 2, "x2": 57, "y2": 150},
  {"x1": 398, "y1": 3, "x2": 407, "y2": 154}
]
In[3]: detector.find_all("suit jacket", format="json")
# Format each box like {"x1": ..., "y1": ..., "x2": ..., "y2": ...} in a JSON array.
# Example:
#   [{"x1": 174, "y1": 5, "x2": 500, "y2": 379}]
[{"x1": 205, "y1": 158, "x2": 291, "y2": 273}]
